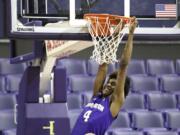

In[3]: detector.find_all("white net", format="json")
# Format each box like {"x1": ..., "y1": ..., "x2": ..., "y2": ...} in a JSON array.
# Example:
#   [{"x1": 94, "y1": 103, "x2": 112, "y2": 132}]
[{"x1": 86, "y1": 16, "x2": 129, "y2": 65}]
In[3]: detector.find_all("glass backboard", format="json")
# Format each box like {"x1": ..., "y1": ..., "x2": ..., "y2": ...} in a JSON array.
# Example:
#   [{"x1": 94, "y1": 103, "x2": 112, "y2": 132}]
[{"x1": 7, "y1": 0, "x2": 180, "y2": 40}]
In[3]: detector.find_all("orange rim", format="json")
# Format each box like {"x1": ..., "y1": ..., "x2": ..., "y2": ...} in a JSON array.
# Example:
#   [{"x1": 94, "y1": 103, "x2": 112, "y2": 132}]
[
  {"x1": 84, "y1": 13, "x2": 132, "y2": 36},
  {"x1": 84, "y1": 13, "x2": 132, "y2": 25}
]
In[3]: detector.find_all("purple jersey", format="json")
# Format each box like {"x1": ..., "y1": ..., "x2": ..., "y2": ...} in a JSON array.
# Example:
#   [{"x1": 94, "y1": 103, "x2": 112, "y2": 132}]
[{"x1": 71, "y1": 95, "x2": 115, "y2": 135}]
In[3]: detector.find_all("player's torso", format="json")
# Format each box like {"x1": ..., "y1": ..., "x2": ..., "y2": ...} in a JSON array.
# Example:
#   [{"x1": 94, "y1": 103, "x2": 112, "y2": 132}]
[{"x1": 71, "y1": 96, "x2": 114, "y2": 135}]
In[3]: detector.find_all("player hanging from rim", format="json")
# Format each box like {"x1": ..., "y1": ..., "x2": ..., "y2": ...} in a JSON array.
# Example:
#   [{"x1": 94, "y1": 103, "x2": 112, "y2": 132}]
[{"x1": 71, "y1": 17, "x2": 138, "y2": 135}]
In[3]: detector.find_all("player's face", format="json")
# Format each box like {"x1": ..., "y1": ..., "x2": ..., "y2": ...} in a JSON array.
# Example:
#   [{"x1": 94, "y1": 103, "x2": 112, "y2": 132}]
[{"x1": 102, "y1": 79, "x2": 116, "y2": 97}]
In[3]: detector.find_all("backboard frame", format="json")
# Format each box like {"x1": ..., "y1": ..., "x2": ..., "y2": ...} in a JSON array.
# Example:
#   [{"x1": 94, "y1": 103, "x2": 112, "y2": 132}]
[{"x1": 6, "y1": 0, "x2": 180, "y2": 40}]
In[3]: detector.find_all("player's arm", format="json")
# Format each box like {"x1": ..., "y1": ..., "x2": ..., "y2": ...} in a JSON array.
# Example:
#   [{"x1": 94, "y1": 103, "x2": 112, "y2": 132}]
[
  {"x1": 110, "y1": 18, "x2": 137, "y2": 117},
  {"x1": 92, "y1": 63, "x2": 108, "y2": 97}
]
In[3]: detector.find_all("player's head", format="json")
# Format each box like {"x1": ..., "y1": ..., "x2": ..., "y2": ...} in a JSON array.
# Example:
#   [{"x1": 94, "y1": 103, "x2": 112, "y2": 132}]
[{"x1": 102, "y1": 71, "x2": 130, "y2": 97}]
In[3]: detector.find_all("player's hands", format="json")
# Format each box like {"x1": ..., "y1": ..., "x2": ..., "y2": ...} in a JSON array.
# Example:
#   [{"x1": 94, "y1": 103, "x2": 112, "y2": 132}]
[{"x1": 129, "y1": 17, "x2": 138, "y2": 34}]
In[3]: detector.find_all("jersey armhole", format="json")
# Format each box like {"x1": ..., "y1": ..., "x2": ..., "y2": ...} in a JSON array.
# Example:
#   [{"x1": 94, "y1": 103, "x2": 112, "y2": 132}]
[{"x1": 107, "y1": 97, "x2": 118, "y2": 119}]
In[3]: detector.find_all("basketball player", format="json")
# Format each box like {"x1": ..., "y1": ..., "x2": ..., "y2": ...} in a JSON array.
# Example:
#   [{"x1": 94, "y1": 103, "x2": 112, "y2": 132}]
[{"x1": 71, "y1": 17, "x2": 137, "y2": 135}]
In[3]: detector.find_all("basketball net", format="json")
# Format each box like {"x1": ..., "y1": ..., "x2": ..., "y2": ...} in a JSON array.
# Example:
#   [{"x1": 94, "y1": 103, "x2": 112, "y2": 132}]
[{"x1": 84, "y1": 14, "x2": 131, "y2": 65}]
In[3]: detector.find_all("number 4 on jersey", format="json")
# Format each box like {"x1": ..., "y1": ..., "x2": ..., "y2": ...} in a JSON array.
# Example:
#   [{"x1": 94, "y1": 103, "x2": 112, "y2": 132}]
[{"x1": 83, "y1": 110, "x2": 92, "y2": 122}]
